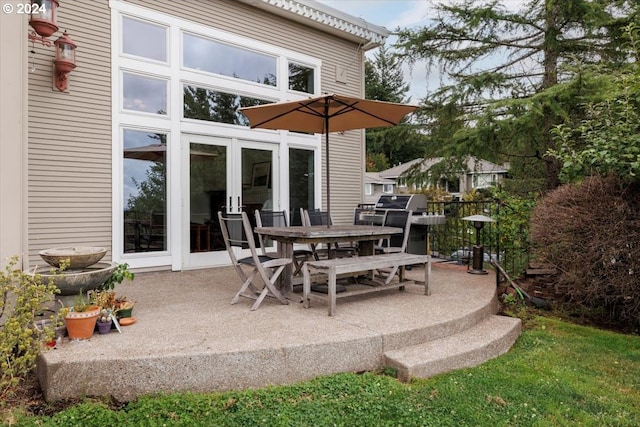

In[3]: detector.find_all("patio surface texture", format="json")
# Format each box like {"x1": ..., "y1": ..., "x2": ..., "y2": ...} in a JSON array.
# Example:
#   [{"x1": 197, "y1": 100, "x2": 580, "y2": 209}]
[{"x1": 36, "y1": 261, "x2": 521, "y2": 402}]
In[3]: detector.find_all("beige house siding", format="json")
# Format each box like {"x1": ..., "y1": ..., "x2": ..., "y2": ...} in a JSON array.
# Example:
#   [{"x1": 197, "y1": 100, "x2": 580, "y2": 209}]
[
  {"x1": 0, "y1": 3, "x2": 29, "y2": 267},
  {"x1": 27, "y1": 0, "x2": 112, "y2": 266}
]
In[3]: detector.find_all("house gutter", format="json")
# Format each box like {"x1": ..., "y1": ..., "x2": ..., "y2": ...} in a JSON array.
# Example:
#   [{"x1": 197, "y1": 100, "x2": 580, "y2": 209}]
[{"x1": 237, "y1": 0, "x2": 390, "y2": 49}]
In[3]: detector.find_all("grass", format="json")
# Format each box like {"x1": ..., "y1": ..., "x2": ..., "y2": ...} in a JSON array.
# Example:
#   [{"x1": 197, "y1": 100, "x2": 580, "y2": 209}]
[{"x1": 6, "y1": 315, "x2": 640, "y2": 426}]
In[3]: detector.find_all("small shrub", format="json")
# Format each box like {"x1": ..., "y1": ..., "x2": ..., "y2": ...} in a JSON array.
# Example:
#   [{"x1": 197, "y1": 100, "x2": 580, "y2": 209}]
[
  {"x1": 530, "y1": 175, "x2": 640, "y2": 329},
  {"x1": 0, "y1": 256, "x2": 59, "y2": 401},
  {"x1": 101, "y1": 263, "x2": 134, "y2": 291}
]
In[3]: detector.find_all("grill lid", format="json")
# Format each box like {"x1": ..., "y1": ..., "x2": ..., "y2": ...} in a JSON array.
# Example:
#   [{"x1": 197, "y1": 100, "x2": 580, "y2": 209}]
[{"x1": 375, "y1": 194, "x2": 427, "y2": 211}]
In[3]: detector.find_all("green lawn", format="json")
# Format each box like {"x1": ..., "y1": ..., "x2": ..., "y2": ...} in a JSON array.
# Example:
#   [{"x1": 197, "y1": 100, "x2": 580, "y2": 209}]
[{"x1": 10, "y1": 316, "x2": 640, "y2": 426}]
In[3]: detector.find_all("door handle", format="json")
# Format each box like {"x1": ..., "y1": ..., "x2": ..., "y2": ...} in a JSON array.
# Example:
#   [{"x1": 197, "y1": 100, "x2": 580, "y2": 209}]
[{"x1": 237, "y1": 196, "x2": 241, "y2": 212}]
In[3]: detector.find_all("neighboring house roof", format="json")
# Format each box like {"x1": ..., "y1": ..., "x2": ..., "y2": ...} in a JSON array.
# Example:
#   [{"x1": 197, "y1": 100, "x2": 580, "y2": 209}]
[
  {"x1": 379, "y1": 157, "x2": 509, "y2": 179},
  {"x1": 466, "y1": 157, "x2": 509, "y2": 174},
  {"x1": 364, "y1": 172, "x2": 395, "y2": 185},
  {"x1": 378, "y1": 158, "x2": 425, "y2": 180},
  {"x1": 238, "y1": 0, "x2": 390, "y2": 48}
]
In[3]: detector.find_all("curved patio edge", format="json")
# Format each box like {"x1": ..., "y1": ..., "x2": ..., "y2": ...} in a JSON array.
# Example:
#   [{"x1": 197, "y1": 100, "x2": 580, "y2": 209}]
[{"x1": 37, "y1": 262, "x2": 519, "y2": 402}]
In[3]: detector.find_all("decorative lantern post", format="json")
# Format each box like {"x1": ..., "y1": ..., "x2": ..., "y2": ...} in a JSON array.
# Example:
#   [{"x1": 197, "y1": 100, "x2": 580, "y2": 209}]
[
  {"x1": 53, "y1": 31, "x2": 76, "y2": 91},
  {"x1": 462, "y1": 214, "x2": 496, "y2": 275},
  {"x1": 28, "y1": 0, "x2": 59, "y2": 45}
]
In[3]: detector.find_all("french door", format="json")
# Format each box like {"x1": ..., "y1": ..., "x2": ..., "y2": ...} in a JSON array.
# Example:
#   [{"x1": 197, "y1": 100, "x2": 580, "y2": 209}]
[{"x1": 181, "y1": 134, "x2": 278, "y2": 268}]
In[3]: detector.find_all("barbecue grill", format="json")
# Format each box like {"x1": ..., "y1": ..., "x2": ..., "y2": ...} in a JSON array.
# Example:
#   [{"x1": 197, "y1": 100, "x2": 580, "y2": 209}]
[
  {"x1": 359, "y1": 194, "x2": 446, "y2": 254},
  {"x1": 375, "y1": 194, "x2": 427, "y2": 212}
]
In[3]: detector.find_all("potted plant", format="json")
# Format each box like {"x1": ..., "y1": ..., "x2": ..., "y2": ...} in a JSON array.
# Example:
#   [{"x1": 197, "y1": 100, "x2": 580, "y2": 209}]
[
  {"x1": 64, "y1": 290, "x2": 100, "y2": 340},
  {"x1": 114, "y1": 296, "x2": 134, "y2": 318},
  {"x1": 97, "y1": 263, "x2": 136, "y2": 320},
  {"x1": 96, "y1": 308, "x2": 113, "y2": 334}
]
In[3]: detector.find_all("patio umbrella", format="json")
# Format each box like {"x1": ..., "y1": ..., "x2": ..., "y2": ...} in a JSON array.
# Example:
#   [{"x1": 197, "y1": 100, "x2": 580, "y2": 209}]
[{"x1": 239, "y1": 93, "x2": 417, "y2": 226}]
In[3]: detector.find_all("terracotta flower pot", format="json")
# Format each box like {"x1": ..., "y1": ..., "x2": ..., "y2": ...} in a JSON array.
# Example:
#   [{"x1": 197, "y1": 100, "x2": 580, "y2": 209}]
[{"x1": 65, "y1": 305, "x2": 100, "y2": 340}]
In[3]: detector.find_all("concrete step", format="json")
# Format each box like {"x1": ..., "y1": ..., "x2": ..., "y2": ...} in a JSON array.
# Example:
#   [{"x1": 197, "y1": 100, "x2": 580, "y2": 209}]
[{"x1": 384, "y1": 315, "x2": 521, "y2": 382}]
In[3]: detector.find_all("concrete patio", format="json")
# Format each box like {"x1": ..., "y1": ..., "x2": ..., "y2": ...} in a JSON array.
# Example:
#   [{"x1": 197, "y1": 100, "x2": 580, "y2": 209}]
[{"x1": 36, "y1": 261, "x2": 521, "y2": 402}]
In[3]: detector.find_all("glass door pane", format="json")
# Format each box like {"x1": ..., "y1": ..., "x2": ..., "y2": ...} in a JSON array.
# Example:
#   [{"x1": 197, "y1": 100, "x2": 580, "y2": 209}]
[
  {"x1": 241, "y1": 147, "x2": 273, "y2": 213},
  {"x1": 183, "y1": 136, "x2": 277, "y2": 268},
  {"x1": 289, "y1": 148, "x2": 315, "y2": 225},
  {"x1": 123, "y1": 129, "x2": 167, "y2": 253},
  {"x1": 189, "y1": 143, "x2": 227, "y2": 253}
]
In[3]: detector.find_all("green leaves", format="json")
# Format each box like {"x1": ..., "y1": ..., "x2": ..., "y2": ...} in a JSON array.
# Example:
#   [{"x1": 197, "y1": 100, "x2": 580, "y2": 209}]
[
  {"x1": 550, "y1": 54, "x2": 640, "y2": 184},
  {"x1": 394, "y1": 0, "x2": 640, "y2": 191},
  {"x1": 1, "y1": 256, "x2": 59, "y2": 400},
  {"x1": 101, "y1": 263, "x2": 134, "y2": 291}
]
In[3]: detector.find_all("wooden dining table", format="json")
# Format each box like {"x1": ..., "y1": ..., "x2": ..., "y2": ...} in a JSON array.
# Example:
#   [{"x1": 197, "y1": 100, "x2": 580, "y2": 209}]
[{"x1": 254, "y1": 224, "x2": 402, "y2": 294}]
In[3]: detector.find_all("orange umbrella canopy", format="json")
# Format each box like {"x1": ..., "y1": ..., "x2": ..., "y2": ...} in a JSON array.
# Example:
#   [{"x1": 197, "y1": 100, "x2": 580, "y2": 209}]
[
  {"x1": 239, "y1": 93, "x2": 418, "y2": 225},
  {"x1": 239, "y1": 93, "x2": 417, "y2": 134}
]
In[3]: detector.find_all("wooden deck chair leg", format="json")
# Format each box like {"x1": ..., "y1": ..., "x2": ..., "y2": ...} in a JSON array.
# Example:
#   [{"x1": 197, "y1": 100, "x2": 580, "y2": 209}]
[
  {"x1": 261, "y1": 265, "x2": 289, "y2": 305},
  {"x1": 251, "y1": 286, "x2": 271, "y2": 311},
  {"x1": 231, "y1": 268, "x2": 260, "y2": 305},
  {"x1": 234, "y1": 264, "x2": 261, "y2": 294}
]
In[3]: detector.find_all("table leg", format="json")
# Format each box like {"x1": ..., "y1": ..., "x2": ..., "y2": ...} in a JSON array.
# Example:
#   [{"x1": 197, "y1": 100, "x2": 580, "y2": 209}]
[
  {"x1": 359, "y1": 240, "x2": 375, "y2": 256},
  {"x1": 277, "y1": 242, "x2": 302, "y2": 302}
]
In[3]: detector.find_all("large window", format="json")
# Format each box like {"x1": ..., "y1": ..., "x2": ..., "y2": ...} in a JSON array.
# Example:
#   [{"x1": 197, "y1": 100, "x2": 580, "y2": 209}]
[
  {"x1": 122, "y1": 16, "x2": 167, "y2": 62},
  {"x1": 123, "y1": 72, "x2": 168, "y2": 115},
  {"x1": 183, "y1": 85, "x2": 271, "y2": 125},
  {"x1": 114, "y1": 1, "x2": 322, "y2": 266},
  {"x1": 289, "y1": 148, "x2": 315, "y2": 226},
  {"x1": 183, "y1": 33, "x2": 277, "y2": 86},
  {"x1": 288, "y1": 62, "x2": 314, "y2": 94},
  {"x1": 123, "y1": 129, "x2": 167, "y2": 253}
]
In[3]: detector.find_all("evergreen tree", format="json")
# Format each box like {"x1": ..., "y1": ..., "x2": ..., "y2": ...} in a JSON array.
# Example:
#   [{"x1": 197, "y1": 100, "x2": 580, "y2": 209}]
[
  {"x1": 365, "y1": 45, "x2": 425, "y2": 170},
  {"x1": 395, "y1": 0, "x2": 637, "y2": 191},
  {"x1": 550, "y1": 24, "x2": 640, "y2": 184}
]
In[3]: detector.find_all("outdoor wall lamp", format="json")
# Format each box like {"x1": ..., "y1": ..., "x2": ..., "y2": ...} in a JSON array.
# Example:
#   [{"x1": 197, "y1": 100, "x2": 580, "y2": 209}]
[
  {"x1": 28, "y1": 0, "x2": 59, "y2": 46},
  {"x1": 53, "y1": 31, "x2": 76, "y2": 91},
  {"x1": 462, "y1": 214, "x2": 496, "y2": 275},
  {"x1": 26, "y1": 1, "x2": 77, "y2": 92}
]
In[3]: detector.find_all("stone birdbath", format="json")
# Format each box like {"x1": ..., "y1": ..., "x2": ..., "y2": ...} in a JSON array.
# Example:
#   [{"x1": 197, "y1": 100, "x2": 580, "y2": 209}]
[{"x1": 28, "y1": 246, "x2": 117, "y2": 306}]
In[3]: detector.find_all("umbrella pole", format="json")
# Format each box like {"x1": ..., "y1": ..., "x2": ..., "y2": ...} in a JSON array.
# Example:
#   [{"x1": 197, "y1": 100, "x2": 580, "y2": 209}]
[{"x1": 324, "y1": 106, "x2": 331, "y2": 228}]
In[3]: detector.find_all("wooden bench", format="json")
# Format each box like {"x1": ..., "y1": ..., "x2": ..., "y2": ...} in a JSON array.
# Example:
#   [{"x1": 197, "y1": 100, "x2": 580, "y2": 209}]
[{"x1": 302, "y1": 253, "x2": 431, "y2": 316}]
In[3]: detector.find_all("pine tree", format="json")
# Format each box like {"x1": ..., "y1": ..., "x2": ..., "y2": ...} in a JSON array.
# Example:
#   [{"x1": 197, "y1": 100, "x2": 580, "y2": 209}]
[
  {"x1": 396, "y1": 0, "x2": 637, "y2": 191},
  {"x1": 365, "y1": 46, "x2": 425, "y2": 170}
]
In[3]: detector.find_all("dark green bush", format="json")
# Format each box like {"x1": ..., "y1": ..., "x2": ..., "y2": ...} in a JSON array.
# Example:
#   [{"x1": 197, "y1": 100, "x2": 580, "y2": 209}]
[{"x1": 530, "y1": 175, "x2": 640, "y2": 329}]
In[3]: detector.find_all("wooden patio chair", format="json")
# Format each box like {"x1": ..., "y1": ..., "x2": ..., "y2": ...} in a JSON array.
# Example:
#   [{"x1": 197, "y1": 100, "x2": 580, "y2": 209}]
[
  {"x1": 254, "y1": 209, "x2": 314, "y2": 276},
  {"x1": 301, "y1": 209, "x2": 357, "y2": 258},
  {"x1": 375, "y1": 210, "x2": 413, "y2": 254},
  {"x1": 217, "y1": 211, "x2": 290, "y2": 310}
]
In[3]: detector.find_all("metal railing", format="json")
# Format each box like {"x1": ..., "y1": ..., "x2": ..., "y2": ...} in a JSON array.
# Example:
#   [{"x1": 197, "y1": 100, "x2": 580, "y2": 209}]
[{"x1": 425, "y1": 200, "x2": 530, "y2": 282}]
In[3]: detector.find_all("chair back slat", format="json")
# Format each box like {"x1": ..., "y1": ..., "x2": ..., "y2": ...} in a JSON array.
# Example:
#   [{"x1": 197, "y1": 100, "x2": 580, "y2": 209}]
[
  {"x1": 306, "y1": 209, "x2": 331, "y2": 226},
  {"x1": 218, "y1": 211, "x2": 263, "y2": 260},
  {"x1": 255, "y1": 210, "x2": 288, "y2": 255},
  {"x1": 382, "y1": 210, "x2": 413, "y2": 252},
  {"x1": 256, "y1": 210, "x2": 288, "y2": 227}
]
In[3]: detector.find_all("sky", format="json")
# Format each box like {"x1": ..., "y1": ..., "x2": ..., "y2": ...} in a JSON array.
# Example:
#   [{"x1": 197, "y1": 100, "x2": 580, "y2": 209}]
[
  {"x1": 317, "y1": 0, "x2": 434, "y2": 102},
  {"x1": 317, "y1": 0, "x2": 525, "y2": 103}
]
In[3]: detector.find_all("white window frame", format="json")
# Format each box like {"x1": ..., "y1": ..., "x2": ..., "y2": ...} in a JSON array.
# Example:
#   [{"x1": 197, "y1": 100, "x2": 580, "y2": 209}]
[
  {"x1": 365, "y1": 183, "x2": 373, "y2": 196},
  {"x1": 110, "y1": 0, "x2": 323, "y2": 270}
]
